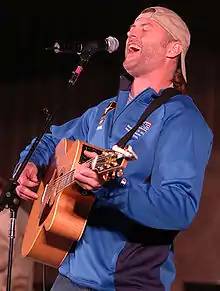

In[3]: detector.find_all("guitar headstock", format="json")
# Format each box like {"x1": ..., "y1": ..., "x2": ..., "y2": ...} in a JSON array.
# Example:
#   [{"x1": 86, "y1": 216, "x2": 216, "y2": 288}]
[{"x1": 92, "y1": 145, "x2": 138, "y2": 180}]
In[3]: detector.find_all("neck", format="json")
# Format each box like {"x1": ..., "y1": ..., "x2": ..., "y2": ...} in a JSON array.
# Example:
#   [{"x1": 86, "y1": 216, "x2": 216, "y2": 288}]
[{"x1": 130, "y1": 70, "x2": 173, "y2": 98}]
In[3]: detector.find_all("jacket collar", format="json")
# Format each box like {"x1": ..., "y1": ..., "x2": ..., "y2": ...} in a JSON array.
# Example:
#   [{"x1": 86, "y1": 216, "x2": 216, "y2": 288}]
[
  {"x1": 118, "y1": 72, "x2": 175, "y2": 99},
  {"x1": 118, "y1": 73, "x2": 158, "y2": 103}
]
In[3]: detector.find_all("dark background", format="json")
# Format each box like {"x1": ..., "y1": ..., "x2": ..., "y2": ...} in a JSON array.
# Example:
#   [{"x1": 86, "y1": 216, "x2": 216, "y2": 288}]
[
  {"x1": 0, "y1": 1, "x2": 219, "y2": 85},
  {"x1": 0, "y1": 1, "x2": 220, "y2": 290},
  {"x1": 0, "y1": 0, "x2": 219, "y2": 176}
]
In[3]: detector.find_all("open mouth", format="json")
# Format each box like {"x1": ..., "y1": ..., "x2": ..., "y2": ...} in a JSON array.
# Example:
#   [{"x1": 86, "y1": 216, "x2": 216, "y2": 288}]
[{"x1": 127, "y1": 44, "x2": 141, "y2": 53}]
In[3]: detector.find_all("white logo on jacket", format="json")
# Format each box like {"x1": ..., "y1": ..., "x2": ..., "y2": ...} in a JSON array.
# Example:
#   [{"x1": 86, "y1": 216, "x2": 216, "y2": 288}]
[{"x1": 125, "y1": 121, "x2": 152, "y2": 140}]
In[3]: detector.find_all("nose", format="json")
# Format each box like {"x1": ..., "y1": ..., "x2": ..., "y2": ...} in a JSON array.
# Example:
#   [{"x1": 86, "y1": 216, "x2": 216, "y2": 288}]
[{"x1": 127, "y1": 25, "x2": 140, "y2": 38}]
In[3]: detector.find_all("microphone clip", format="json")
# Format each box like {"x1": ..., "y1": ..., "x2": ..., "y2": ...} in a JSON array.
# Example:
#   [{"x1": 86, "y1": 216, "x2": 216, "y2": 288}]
[{"x1": 45, "y1": 42, "x2": 83, "y2": 55}]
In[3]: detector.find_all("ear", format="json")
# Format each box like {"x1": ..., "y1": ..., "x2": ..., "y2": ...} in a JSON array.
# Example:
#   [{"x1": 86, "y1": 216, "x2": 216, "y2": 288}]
[{"x1": 166, "y1": 41, "x2": 182, "y2": 58}]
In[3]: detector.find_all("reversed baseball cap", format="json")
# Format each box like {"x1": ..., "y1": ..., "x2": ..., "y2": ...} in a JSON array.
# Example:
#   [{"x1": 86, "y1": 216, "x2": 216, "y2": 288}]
[{"x1": 135, "y1": 6, "x2": 191, "y2": 83}]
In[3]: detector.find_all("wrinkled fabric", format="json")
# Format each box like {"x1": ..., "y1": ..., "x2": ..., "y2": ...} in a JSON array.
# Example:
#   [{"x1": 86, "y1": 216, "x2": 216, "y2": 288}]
[{"x1": 17, "y1": 81, "x2": 213, "y2": 291}]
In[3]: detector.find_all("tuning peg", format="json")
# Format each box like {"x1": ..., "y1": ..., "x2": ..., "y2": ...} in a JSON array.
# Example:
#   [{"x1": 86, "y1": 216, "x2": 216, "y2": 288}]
[
  {"x1": 111, "y1": 171, "x2": 116, "y2": 179},
  {"x1": 103, "y1": 173, "x2": 110, "y2": 181},
  {"x1": 117, "y1": 169, "x2": 123, "y2": 177}
]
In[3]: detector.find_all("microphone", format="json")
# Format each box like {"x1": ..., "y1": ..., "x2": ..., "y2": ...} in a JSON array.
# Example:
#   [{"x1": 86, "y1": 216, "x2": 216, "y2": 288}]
[{"x1": 45, "y1": 36, "x2": 119, "y2": 55}]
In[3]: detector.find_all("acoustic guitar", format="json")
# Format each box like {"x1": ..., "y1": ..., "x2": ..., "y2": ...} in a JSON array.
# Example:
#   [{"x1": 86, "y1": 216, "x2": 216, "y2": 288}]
[{"x1": 21, "y1": 138, "x2": 137, "y2": 268}]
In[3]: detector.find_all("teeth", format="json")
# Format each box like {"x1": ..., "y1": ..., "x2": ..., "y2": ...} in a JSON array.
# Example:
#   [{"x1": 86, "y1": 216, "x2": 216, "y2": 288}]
[
  {"x1": 129, "y1": 44, "x2": 140, "y2": 49},
  {"x1": 128, "y1": 44, "x2": 141, "y2": 52}
]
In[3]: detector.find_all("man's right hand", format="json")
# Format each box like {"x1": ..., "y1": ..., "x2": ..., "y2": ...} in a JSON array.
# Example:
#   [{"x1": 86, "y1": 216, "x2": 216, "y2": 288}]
[{"x1": 16, "y1": 162, "x2": 39, "y2": 201}]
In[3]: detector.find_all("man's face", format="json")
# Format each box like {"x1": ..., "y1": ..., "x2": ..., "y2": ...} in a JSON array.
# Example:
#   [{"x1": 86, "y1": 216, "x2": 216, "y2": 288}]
[{"x1": 123, "y1": 14, "x2": 171, "y2": 77}]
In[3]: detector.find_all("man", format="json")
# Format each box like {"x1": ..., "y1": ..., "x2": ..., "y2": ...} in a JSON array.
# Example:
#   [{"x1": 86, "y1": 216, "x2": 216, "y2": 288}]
[
  {"x1": 0, "y1": 177, "x2": 34, "y2": 291},
  {"x1": 15, "y1": 6, "x2": 213, "y2": 291}
]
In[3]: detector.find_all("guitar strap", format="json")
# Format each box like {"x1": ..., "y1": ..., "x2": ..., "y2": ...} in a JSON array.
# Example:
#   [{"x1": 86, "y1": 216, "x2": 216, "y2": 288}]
[{"x1": 116, "y1": 87, "x2": 180, "y2": 148}]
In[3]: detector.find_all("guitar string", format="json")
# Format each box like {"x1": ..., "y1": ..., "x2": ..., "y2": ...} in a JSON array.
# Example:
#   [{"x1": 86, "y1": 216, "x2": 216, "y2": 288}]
[
  {"x1": 41, "y1": 152, "x2": 123, "y2": 210},
  {"x1": 45, "y1": 152, "x2": 118, "y2": 194},
  {"x1": 41, "y1": 156, "x2": 97, "y2": 206}
]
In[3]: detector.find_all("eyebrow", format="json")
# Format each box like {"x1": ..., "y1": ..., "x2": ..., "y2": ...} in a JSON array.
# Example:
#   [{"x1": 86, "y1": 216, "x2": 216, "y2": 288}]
[{"x1": 129, "y1": 22, "x2": 154, "y2": 30}]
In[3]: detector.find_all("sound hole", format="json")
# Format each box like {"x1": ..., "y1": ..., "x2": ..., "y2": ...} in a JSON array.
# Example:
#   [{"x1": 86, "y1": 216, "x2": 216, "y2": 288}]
[{"x1": 38, "y1": 204, "x2": 52, "y2": 226}]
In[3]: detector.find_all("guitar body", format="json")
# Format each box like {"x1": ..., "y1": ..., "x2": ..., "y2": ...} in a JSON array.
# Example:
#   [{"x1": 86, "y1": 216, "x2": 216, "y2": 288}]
[
  {"x1": 22, "y1": 139, "x2": 99, "y2": 268},
  {"x1": 22, "y1": 137, "x2": 134, "y2": 268}
]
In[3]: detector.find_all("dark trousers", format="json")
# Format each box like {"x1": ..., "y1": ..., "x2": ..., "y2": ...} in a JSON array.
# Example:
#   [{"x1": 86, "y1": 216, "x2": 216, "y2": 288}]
[{"x1": 50, "y1": 274, "x2": 94, "y2": 291}]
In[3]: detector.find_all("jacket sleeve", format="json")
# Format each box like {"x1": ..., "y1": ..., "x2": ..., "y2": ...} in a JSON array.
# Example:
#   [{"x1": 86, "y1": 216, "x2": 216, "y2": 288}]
[
  {"x1": 16, "y1": 106, "x2": 95, "y2": 168},
  {"x1": 97, "y1": 109, "x2": 213, "y2": 230}
]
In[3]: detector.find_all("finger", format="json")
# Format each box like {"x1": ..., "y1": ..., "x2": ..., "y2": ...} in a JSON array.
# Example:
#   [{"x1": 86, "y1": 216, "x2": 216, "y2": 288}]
[
  {"x1": 16, "y1": 185, "x2": 38, "y2": 200},
  {"x1": 18, "y1": 179, "x2": 39, "y2": 189},
  {"x1": 84, "y1": 150, "x2": 98, "y2": 159},
  {"x1": 28, "y1": 173, "x2": 39, "y2": 183},
  {"x1": 77, "y1": 181, "x2": 100, "y2": 191},
  {"x1": 18, "y1": 176, "x2": 39, "y2": 188},
  {"x1": 77, "y1": 177, "x2": 102, "y2": 189},
  {"x1": 75, "y1": 181, "x2": 94, "y2": 191},
  {"x1": 16, "y1": 185, "x2": 37, "y2": 199},
  {"x1": 75, "y1": 166, "x2": 98, "y2": 180},
  {"x1": 74, "y1": 171, "x2": 102, "y2": 189}
]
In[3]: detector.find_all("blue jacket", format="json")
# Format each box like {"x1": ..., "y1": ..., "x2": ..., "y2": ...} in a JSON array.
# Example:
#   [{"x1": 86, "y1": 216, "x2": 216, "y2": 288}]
[{"x1": 18, "y1": 76, "x2": 213, "y2": 291}]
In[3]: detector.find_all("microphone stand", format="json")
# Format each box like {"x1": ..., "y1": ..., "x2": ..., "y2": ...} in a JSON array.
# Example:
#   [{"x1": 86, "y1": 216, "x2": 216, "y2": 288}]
[{"x1": 0, "y1": 46, "x2": 94, "y2": 291}]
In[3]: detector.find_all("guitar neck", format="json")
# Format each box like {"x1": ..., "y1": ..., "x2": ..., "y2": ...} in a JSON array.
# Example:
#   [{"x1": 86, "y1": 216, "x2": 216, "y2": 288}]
[{"x1": 56, "y1": 169, "x2": 75, "y2": 193}]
